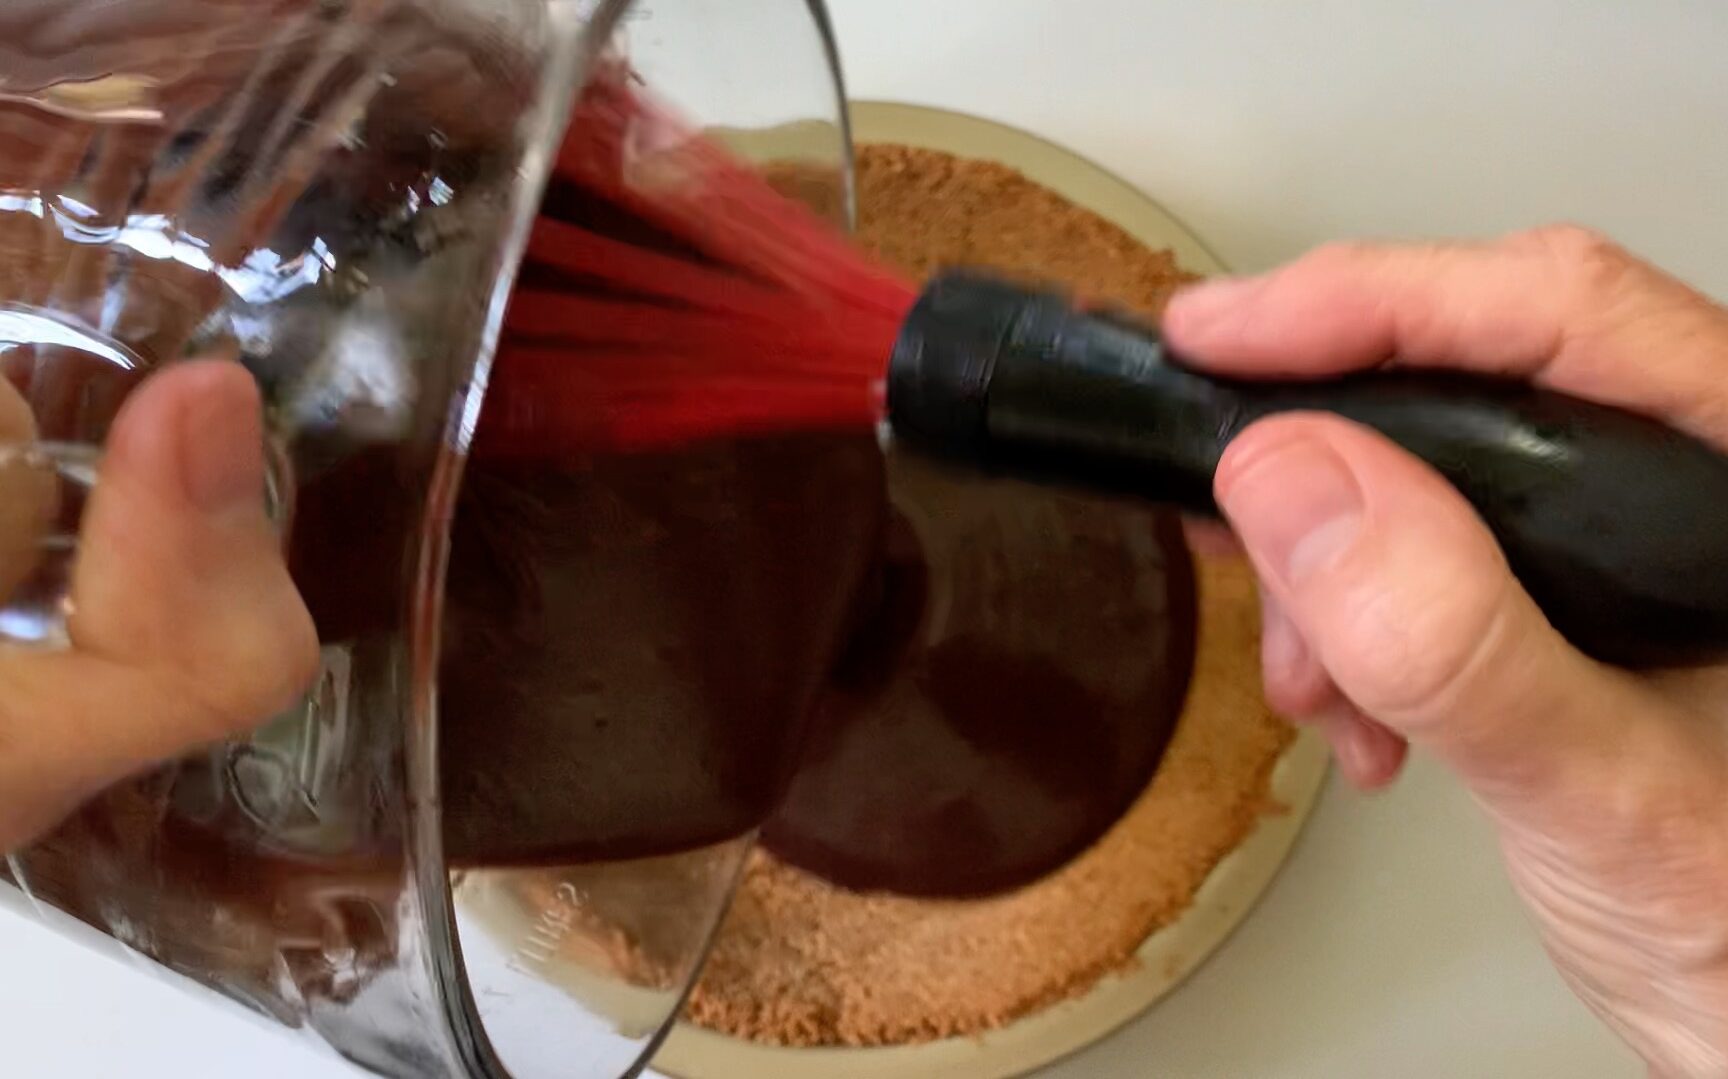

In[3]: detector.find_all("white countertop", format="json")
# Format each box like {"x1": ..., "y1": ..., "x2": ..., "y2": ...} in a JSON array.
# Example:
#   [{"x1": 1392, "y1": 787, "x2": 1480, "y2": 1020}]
[{"x1": 7, "y1": 1, "x2": 1725, "y2": 1075}]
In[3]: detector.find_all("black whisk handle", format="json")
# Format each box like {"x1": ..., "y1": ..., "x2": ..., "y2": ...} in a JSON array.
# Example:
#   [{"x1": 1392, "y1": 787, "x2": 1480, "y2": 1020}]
[{"x1": 887, "y1": 271, "x2": 1728, "y2": 669}]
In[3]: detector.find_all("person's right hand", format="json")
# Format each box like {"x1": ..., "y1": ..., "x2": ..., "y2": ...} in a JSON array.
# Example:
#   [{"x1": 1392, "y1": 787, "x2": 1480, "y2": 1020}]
[{"x1": 1164, "y1": 226, "x2": 1728, "y2": 1077}]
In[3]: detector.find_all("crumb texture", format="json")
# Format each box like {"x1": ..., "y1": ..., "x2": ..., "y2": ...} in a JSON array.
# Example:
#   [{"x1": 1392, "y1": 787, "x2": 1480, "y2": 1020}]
[{"x1": 849, "y1": 142, "x2": 1197, "y2": 308}]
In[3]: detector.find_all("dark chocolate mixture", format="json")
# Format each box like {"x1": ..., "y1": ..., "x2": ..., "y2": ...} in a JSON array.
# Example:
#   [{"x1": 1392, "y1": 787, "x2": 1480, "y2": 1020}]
[
  {"x1": 759, "y1": 451, "x2": 1196, "y2": 896},
  {"x1": 438, "y1": 436, "x2": 882, "y2": 865}
]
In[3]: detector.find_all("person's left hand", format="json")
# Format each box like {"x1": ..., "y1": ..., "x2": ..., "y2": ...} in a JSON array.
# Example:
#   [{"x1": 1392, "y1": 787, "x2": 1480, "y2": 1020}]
[{"x1": 0, "y1": 360, "x2": 318, "y2": 852}]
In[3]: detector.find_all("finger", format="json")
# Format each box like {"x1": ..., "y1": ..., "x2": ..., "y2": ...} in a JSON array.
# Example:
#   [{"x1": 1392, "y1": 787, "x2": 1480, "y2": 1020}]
[
  {"x1": 1182, "y1": 517, "x2": 1241, "y2": 558},
  {"x1": 72, "y1": 361, "x2": 319, "y2": 728},
  {"x1": 0, "y1": 363, "x2": 317, "y2": 842},
  {"x1": 1304, "y1": 700, "x2": 1409, "y2": 791},
  {"x1": 1215, "y1": 412, "x2": 1698, "y2": 810},
  {"x1": 1164, "y1": 225, "x2": 1728, "y2": 448},
  {"x1": 1259, "y1": 590, "x2": 1408, "y2": 789},
  {"x1": 1257, "y1": 589, "x2": 1335, "y2": 716}
]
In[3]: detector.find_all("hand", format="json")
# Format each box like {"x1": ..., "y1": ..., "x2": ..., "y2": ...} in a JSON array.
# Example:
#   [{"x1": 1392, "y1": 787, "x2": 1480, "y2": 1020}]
[
  {"x1": 0, "y1": 361, "x2": 318, "y2": 852},
  {"x1": 1164, "y1": 226, "x2": 1728, "y2": 1077}
]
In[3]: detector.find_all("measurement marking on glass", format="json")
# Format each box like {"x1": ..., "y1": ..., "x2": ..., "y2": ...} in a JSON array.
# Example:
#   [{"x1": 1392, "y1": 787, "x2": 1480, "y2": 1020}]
[{"x1": 509, "y1": 881, "x2": 583, "y2": 971}]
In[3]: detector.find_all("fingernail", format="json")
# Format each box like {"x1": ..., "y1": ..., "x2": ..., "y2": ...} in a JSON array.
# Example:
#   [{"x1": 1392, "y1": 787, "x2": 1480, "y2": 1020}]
[
  {"x1": 1164, "y1": 275, "x2": 1268, "y2": 337},
  {"x1": 1259, "y1": 591, "x2": 1308, "y2": 684},
  {"x1": 1307, "y1": 702, "x2": 1372, "y2": 773},
  {"x1": 1359, "y1": 730, "x2": 1409, "y2": 792},
  {"x1": 1338, "y1": 724, "x2": 1404, "y2": 793},
  {"x1": 1317, "y1": 706, "x2": 1408, "y2": 792},
  {"x1": 1219, "y1": 429, "x2": 1364, "y2": 588},
  {"x1": 178, "y1": 367, "x2": 265, "y2": 518},
  {"x1": 1334, "y1": 729, "x2": 1375, "y2": 784}
]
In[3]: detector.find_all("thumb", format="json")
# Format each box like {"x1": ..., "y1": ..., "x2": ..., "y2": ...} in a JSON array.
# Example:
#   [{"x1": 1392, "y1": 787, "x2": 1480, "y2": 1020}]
[
  {"x1": 1216, "y1": 412, "x2": 1677, "y2": 807},
  {"x1": 0, "y1": 362, "x2": 318, "y2": 850},
  {"x1": 68, "y1": 360, "x2": 318, "y2": 737}
]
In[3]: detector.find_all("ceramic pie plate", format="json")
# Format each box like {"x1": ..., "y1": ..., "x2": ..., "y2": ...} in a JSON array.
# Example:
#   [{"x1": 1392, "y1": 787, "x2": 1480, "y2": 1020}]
[{"x1": 649, "y1": 101, "x2": 1330, "y2": 1079}]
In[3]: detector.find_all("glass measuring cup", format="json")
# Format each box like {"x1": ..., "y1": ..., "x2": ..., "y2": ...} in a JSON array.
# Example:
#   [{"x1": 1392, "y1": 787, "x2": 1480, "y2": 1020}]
[{"x1": 0, "y1": 2, "x2": 871, "y2": 1076}]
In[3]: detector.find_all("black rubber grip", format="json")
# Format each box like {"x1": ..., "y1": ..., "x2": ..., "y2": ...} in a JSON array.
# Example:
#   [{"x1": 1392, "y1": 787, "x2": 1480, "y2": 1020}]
[{"x1": 887, "y1": 271, "x2": 1728, "y2": 669}]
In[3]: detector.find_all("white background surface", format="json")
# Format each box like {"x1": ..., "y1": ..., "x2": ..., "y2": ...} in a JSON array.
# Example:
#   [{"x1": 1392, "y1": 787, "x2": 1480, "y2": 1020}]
[{"x1": 5, "y1": 1, "x2": 1725, "y2": 1075}]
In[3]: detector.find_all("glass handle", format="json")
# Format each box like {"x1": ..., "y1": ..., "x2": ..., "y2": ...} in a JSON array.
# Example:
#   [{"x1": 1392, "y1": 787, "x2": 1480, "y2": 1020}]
[
  {"x1": 0, "y1": 437, "x2": 292, "y2": 650},
  {"x1": 0, "y1": 442, "x2": 100, "y2": 649}
]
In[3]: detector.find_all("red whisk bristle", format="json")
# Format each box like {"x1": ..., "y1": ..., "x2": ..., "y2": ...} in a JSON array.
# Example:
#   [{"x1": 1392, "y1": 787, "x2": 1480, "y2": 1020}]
[{"x1": 475, "y1": 60, "x2": 917, "y2": 462}]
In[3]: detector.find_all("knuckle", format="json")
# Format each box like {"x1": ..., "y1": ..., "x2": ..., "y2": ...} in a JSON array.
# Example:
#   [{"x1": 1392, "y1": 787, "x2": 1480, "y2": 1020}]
[
  {"x1": 185, "y1": 605, "x2": 321, "y2": 740},
  {"x1": 170, "y1": 686, "x2": 259, "y2": 747},
  {"x1": 1508, "y1": 221, "x2": 1615, "y2": 260},
  {"x1": 1325, "y1": 559, "x2": 1514, "y2": 720},
  {"x1": 274, "y1": 617, "x2": 324, "y2": 709},
  {"x1": 250, "y1": 612, "x2": 322, "y2": 716},
  {"x1": 1510, "y1": 223, "x2": 1638, "y2": 295}
]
